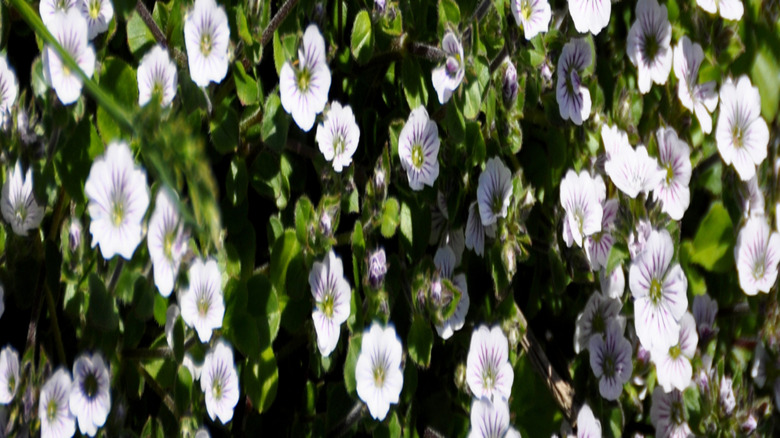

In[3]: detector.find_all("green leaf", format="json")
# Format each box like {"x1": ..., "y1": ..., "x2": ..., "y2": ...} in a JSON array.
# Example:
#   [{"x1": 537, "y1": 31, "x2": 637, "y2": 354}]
[
  {"x1": 350, "y1": 10, "x2": 374, "y2": 64},
  {"x1": 261, "y1": 92, "x2": 290, "y2": 153},
  {"x1": 270, "y1": 230, "x2": 301, "y2": 294},
  {"x1": 174, "y1": 366, "x2": 192, "y2": 416},
  {"x1": 407, "y1": 314, "x2": 433, "y2": 367},
  {"x1": 87, "y1": 274, "x2": 118, "y2": 331},
  {"x1": 343, "y1": 333, "x2": 362, "y2": 397},
  {"x1": 244, "y1": 346, "x2": 279, "y2": 413},
  {"x1": 294, "y1": 196, "x2": 315, "y2": 245},
  {"x1": 689, "y1": 202, "x2": 734, "y2": 272},
  {"x1": 380, "y1": 197, "x2": 400, "y2": 238},
  {"x1": 126, "y1": 12, "x2": 156, "y2": 57},
  {"x1": 227, "y1": 310, "x2": 262, "y2": 359},
  {"x1": 209, "y1": 99, "x2": 240, "y2": 154},
  {"x1": 54, "y1": 116, "x2": 102, "y2": 204},
  {"x1": 465, "y1": 121, "x2": 485, "y2": 168},
  {"x1": 750, "y1": 47, "x2": 780, "y2": 121},
  {"x1": 248, "y1": 273, "x2": 281, "y2": 346},
  {"x1": 226, "y1": 157, "x2": 248, "y2": 206},
  {"x1": 402, "y1": 57, "x2": 428, "y2": 109},
  {"x1": 250, "y1": 150, "x2": 293, "y2": 209},
  {"x1": 96, "y1": 57, "x2": 138, "y2": 142},
  {"x1": 606, "y1": 241, "x2": 629, "y2": 274},
  {"x1": 464, "y1": 56, "x2": 489, "y2": 119},
  {"x1": 234, "y1": 61, "x2": 259, "y2": 106},
  {"x1": 437, "y1": 0, "x2": 460, "y2": 36}
]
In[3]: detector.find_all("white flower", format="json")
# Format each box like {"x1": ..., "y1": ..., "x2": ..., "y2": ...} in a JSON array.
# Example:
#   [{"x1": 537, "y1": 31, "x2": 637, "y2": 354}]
[
  {"x1": 431, "y1": 32, "x2": 465, "y2": 104},
  {"x1": 511, "y1": 0, "x2": 551, "y2": 40},
  {"x1": 165, "y1": 304, "x2": 180, "y2": 350},
  {"x1": 399, "y1": 106, "x2": 440, "y2": 191},
  {"x1": 42, "y1": 9, "x2": 96, "y2": 105},
  {"x1": 556, "y1": 38, "x2": 592, "y2": 125},
  {"x1": 599, "y1": 266, "x2": 625, "y2": 300},
  {"x1": 180, "y1": 258, "x2": 225, "y2": 343},
  {"x1": 315, "y1": 102, "x2": 360, "y2": 172},
  {"x1": 40, "y1": 0, "x2": 78, "y2": 28},
  {"x1": 0, "y1": 57, "x2": 18, "y2": 130},
  {"x1": 279, "y1": 24, "x2": 331, "y2": 132},
  {"x1": 751, "y1": 343, "x2": 768, "y2": 388},
  {"x1": 79, "y1": 0, "x2": 113, "y2": 40},
  {"x1": 589, "y1": 319, "x2": 632, "y2": 401},
  {"x1": 466, "y1": 325, "x2": 514, "y2": 401},
  {"x1": 585, "y1": 196, "x2": 618, "y2": 270},
  {"x1": 195, "y1": 428, "x2": 211, "y2": 438},
  {"x1": 201, "y1": 340, "x2": 240, "y2": 424},
  {"x1": 715, "y1": 76, "x2": 769, "y2": 181},
  {"x1": 39, "y1": 368, "x2": 76, "y2": 438},
  {"x1": 468, "y1": 397, "x2": 520, "y2": 438},
  {"x1": 628, "y1": 218, "x2": 653, "y2": 259},
  {"x1": 560, "y1": 169, "x2": 602, "y2": 248},
  {"x1": 576, "y1": 403, "x2": 602, "y2": 438},
  {"x1": 650, "y1": 387, "x2": 692, "y2": 438},
  {"x1": 692, "y1": 294, "x2": 718, "y2": 341},
  {"x1": 567, "y1": 0, "x2": 610, "y2": 35},
  {"x1": 604, "y1": 145, "x2": 664, "y2": 199},
  {"x1": 70, "y1": 353, "x2": 110, "y2": 436},
  {"x1": 574, "y1": 291, "x2": 623, "y2": 354},
  {"x1": 672, "y1": 37, "x2": 718, "y2": 134},
  {"x1": 1, "y1": 161, "x2": 45, "y2": 236},
  {"x1": 138, "y1": 45, "x2": 178, "y2": 107},
  {"x1": 696, "y1": 0, "x2": 743, "y2": 20},
  {"x1": 744, "y1": 176, "x2": 765, "y2": 217},
  {"x1": 432, "y1": 246, "x2": 469, "y2": 340},
  {"x1": 148, "y1": 189, "x2": 187, "y2": 297},
  {"x1": 630, "y1": 229, "x2": 688, "y2": 351},
  {"x1": 184, "y1": 0, "x2": 230, "y2": 87},
  {"x1": 652, "y1": 312, "x2": 697, "y2": 392},
  {"x1": 309, "y1": 250, "x2": 351, "y2": 357},
  {"x1": 653, "y1": 127, "x2": 691, "y2": 220},
  {"x1": 601, "y1": 124, "x2": 630, "y2": 161},
  {"x1": 719, "y1": 375, "x2": 736, "y2": 415},
  {"x1": 356, "y1": 322, "x2": 404, "y2": 421},
  {"x1": 0, "y1": 346, "x2": 19, "y2": 404},
  {"x1": 478, "y1": 157, "x2": 513, "y2": 227},
  {"x1": 735, "y1": 216, "x2": 780, "y2": 295},
  {"x1": 627, "y1": 0, "x2": 672, "y2": 94},
  {"x1": 466, "y1": 201, "x2": 497, "y2": 257},
  {"x1": 183, "y1": 353, "x2": 202, "y2": 382},
  {"x1": 85, "y1": 141, "x2": 150, "y2": 260}
]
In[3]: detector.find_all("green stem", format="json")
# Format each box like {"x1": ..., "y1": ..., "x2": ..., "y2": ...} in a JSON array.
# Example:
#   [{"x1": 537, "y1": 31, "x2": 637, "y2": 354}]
[
  {"x1": 136, "y1": 362, "x2": 178, "y2": 417},
  {"x1": 44, "y1": 284, "x2": 67, "y2": 364}
]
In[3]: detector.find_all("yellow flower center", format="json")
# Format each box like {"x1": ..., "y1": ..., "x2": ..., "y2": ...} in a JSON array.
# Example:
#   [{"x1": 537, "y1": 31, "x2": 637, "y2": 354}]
[
  {"x1": 200, "y1": 33, "x2": 213, "y2": 57},
  {"x1": 89, "y1": 0, "x2": 101, "y2": 19},
  {"x1": 411, "y1": 144, "x2": 424, "y2": 169}
]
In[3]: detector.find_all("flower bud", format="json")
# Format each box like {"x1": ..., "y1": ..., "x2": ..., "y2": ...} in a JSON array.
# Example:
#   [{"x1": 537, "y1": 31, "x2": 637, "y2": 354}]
[
  {"x1": 368, "y1": 248, "x2": 388, "y2": 288},
  {"x1": 719, "y1": 376, "x2": 736, "y2": 415},
  {"x1": 69, "y1": 219, "x2": 83, "y2": 252},
  {"x1": 741, "y1": 414, "x2": 757, "y2": 435},
  {"x1": 374, "y1": 0, "x2": 386, "y2": 13},
  {"x1": 319, "y1": 210, "x2": 332, "y2": 236},
  {"x1": 502, "y1": 61, "x2": 518, "y2": 107}
]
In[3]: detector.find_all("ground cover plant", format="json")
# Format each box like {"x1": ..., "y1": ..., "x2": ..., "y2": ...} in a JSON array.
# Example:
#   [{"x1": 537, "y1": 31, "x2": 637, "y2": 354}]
[{"x1": 0, "y1": 0, "x2": 779, "y2": 436}]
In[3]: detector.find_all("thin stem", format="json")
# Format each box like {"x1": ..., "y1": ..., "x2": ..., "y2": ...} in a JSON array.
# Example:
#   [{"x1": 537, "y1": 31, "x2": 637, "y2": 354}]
[
  {"x1": 135, "y1": 0, "x2": 188, "y2": 67},
  {"x1": 122, "y1": 336, "x2": 198, "y2": 360},
  {"x1": 44, "y1": 284, "x2": 67, "y2": 365},
  {"x1": 136, "y1": 362, "x2": 178, "y2": 417},
  {"x1": 108, "y1": 259, "x2": 124, "y2": 295},
  {"x1": 239, "y1": 105, "x2": 263, "y2": 134},
  {"x1": 408, "y1": 41, "x2": 445, "y2": 62},
  {"x1": 327, "y1": 400, "x2": 365, "y2": 437},
  {"x1": 260, "y1": 0, "x2": 301, "y2": 48}
]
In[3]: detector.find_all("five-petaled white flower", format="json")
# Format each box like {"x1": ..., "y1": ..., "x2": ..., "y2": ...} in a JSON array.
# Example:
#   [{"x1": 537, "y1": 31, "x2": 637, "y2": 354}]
[
  {"x1": 630, "y1": 229, "x2": 688, "y2": 351},
  {"x1": 309, "y1": 250, "x2": 351, "y2": 357},
  {"x1": 316, "y1": 101, "x2": 360, "y2": 173},
  {"x1": 651, "y1": 387, "x2": 692, "y2": 438},
  {"x1": 574, "y1": 291, "x2": 624, "y2": 354},
  {"x1": 432, "y1": 246, "x2": 469, "y2": 340},
  {"x1": 696, "y1": 0, "x2": 743, "y2": 21},
  {"x1": 653, "y1": 127, "x2": 692, "y2": 220},
  {"x1": 601, "y1": 123, "x2": 630, "y2": 161},
  {"x1": 184, "y1": 0, "x2": 230, "y2": 87},
  {"x1": 466, "y1": 201, "x2": 497, "y2": 257},
  {"x1": 576, "y1": 403, "x2": 602, "y2": 438},
  {"x1": 568, "y1": 0, "x2": 611, "y2": 35},
  {"x1": 627, "y1": 0, "x2": 672, "y2": 94},
  {"x1": 605, "y1": 144, "x2": 664, "y2": 199},
  {"x1": 280, "y1": 24, "x2": 331, "y2": 132},
  {"x1": 138, "y1": 45, "x2": 178, "y2": 107},
  {"x1": 735, "y1": 216, "x2": 780, "y2": 296},
  {"x1": 201, "y1": 340, "x2": 240, "y2": 424},
  {"x1": 511, "y1": 0, "x2": 551, "y2": 40},
  {"x1": 1, "y1": 161, "x2": 45, "y2": 237},
  {"x1": 69, "y1": 352, "x2": 111, "y2": 437},
  {"x1": 652, "y1": 312, "x2": 698, "y2": 393},
  {"x1": 79, "y1": 0, "x2": 113, "y2": 40},
  {"x1": 468, "y1": 397, "x2": 521, "y2": 438},
  {"x1": 0, "y1": 346, "x2": 19, "y2": 404},
  {"x1": 85, "y1": 141, "x2": 150, "y2": 260},
  {"x1": 148, "y1": 189, "x2": 188, "y2": 297},
  {"x1": 477, "y1": 157, "x2": 513, "y2": 227},
  {"x1": 466, "y1": 325, "x2": 514, "y2": 402},
  {"x1": 42, "y1": 9, "x2": 96, "y2": 105},
  {"x1": 672, "y1": 36, "x2": 718, "y2": 134},
  {"x1": 715, "y1": 76, "x2": 769, "y2": 181},
  {"x1": 40, "y1": 368, "x2": 76, "y2": 438},
  {"x1": 589, "y1": 319, "x2": 632, "y2": 401},
  {"x1": 40, "y1": 0, "x2": 78, "y2": 28},
  {"x1": 399, "y1": 106, "x2": 440, "y2": 191},
  {"x1": 585, "y1": 176, "x2": 617, "y2": 271},
  {"x1": 692, "y1": 294, "x2": 718, "y2": 341},
  {"x1": 560, "y1": 169, "x2": 603, "y2": 248},
  {"x1": 431, "y1": 32, "x2": 465, "y2": 104},
  {"x1": 556, "y1": 38, "x2": 592, "y2": 125},
  {"x1": 180, "y1": 258, "x2": 225, "y2": 343},
  {"x1": 0, "y1": 57, "x2": 18, "y2": 130},
  {"x1": 355, "y1": 322, "x2": 404, "y2": 421}
]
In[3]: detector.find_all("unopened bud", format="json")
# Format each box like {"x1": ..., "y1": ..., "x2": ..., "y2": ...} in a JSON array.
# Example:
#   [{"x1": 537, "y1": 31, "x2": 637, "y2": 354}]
[
  {"x1": 368, "y1": 248, "x2": 387, "y2": 288},
  {"x1": 719, "y1": 376, "x2": 736, "y2": 415},
  {"x1": 319, "y1": 211, "x2": 332, "y2": 236},
  {"x1": 502, "y1": 61, "x2": 518, "y2": 107},
  {"x1": 69, "y1": 219, "x2": 82, "y2": 252}
]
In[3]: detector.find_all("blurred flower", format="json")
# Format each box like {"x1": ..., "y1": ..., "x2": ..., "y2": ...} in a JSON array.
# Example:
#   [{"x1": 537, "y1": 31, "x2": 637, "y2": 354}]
[
  {"x1": 574, "y1": 291, "x2": 623, "y2": 354},
  {"x1": 0, "y1": 57, "x2": 18, "y2": 131},
  {"x1": 560, "y1": 169, "x2": 602, "y2": 248},
  {"x1": 201, "y1": 340, "x2": 239, "y2": 424},
  {"x1": 309, "y1": 250, "x2": 351, "y2": 357},
  {"x1": 735, "y1": 216, "x2": 780, "y2": 295},
  {"x1": 672, "y1": 37, "x2": 718, "y2": 134},
  {"x1": 502, "y1": 60, "x2": 519, "y2": 106},
  {"x1": 511, "y1": 0, "x2": 551, "y2": 40},
  {"x1": 85, "y1": 141, "x2": 150, "y2": 260},
  {"x1": 356, "y1": 322, "x2": 404, "y2": 420},
  {"x1": 628, "y1": 219, "x2": 653, "y2": 259},
  {"x1": 556, "y1": 38, "x2": 592, "y2": 125},
  {"x1": 692, "y1": 294, "x2": 718, "y2": 341},
  {"x1": 601, "y1": 124, "x2": 630, "y2": 161},
  {"x1": 585, "y1": 180, "x2": 617, "y2": 270},
  {"x1": 79, "y1": 0, "x2": 113, "y2": 40},
  {"x1": 432, "y1": 246, "x2": 469, "y2": 340},
  {"x1": 431, "y1": 32, "x2": 465, "y2": 104},
  {"x1": 280, "y1": 24, "x2": 331, "y2": 131},
  {"x1": 751, "y1": 343, "x2": 767, "y2": 388},
  {"x1": 316, "y1": 101, "x2": 360, "y2": 172},
  {"x1": 137, "y1": 45, "x2": 178, "y2": 107},
  {"x1": 468, "y1": 397, "x2": 520, "y2": 438},
  {"x1": 443, "y1": 227, "x2": 465, "y2": 266},
  {"x1": 180, "y1": 258, "x2": 225, "y2": 343},
  {"x1": 741, "y1": 414, "x2": 757, "y2": 434},
  {"x1": 716, "y1": 76, "x2": 769, "y2": 181},
  {"x1": 696, "y1": 0, "x2": 743, "y2": 20},
  {"x1": 69, "y1": 352, "x2": 110, "y2": 436},
  {"x1": 604, "y1": 145, "x2": 663, "y2": 199},
  {"x1": 1, "y1": 161, "x2": 44, "y2": 236},
  {"x1": 652, "y1": 312, "x2": 697, "y2": 392},
  {"x1": 374, "y1": 0, "x2": 385, "y2": 13},
  {"x1": 589, "y1": 319, "x2": 632, "y2": 401},
  {"x1": 39, "y1": 368, "x2": 76, "y2": 438},
  {"x1": 430, "y1": 191, "x2": 449, "y2": 246},
  {"x1": 627, "y1": 0, "x2": 672, "y2": 94},
  {"x1": 68, "y1": 219, "x2": 82, "y2": 252},
  {"x1": 183, "y1": 353, "x2": 202, "y2": 382},
  {"x1": 368, "y1": 248, "x2": 387, "y2": 288},
  {"x1": 653, "y1": 127, "x2": 691, "y2": 220},
  {"x1": 165, "y1": 304, "x2": 180, "y2": 350},
  {"x1": 184, "y1": 0, "x2": 230, "y2": 87},
  {"x1": 466, "y1": 201, "x2": 497, "y2": 257},
  {"x1": 744, "y1": 176, "x2": 765, "y2": 218},
  {"x1": 650, "y1": 388, "x2": 692, "y2": 438},
  {"x1": 477, "y1": 157, "x2": 513, "y2": 227},
  {"x1": 399, "y1": 106, "x2": 440, "y2": 191},
  {"x1": 629, "y1": 229, "x2": 688, "y2": 351},
  {"x1": 599, "y1": 266, "x2": 625, "y2": 300},
  {"x1": 719, "y1": 375, "x2": 736, "y2": 415},
  {"x1": 0, "y1": 346, "x2": 19, "y2": 404},
  {"x1": 39, "y1": 0, "x2": 78, "y2": 28},
  {"x1": 42, "y1": 9, "x2": 95, "y2": 105},
  {"x1": 568, "y1": 0, "x2": 611, "y2": 35},
  {"x1": 195, "y1": 428, "x2": 211, "y2": 438},
  {"x1": 148, "y1": 189, "x2": 188, "y2": 297},
  {"x1": 466, "y1": 325, "x2": 514, "y2": 401}
]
